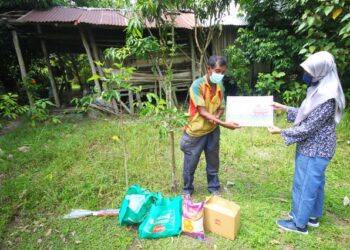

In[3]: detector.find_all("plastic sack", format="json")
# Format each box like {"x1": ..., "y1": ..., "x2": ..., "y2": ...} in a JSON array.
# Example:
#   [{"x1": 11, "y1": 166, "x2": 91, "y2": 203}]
[
  {"x1": 138, "y1": 195, "x2": 183, "y2": 239},
  {"x1": 64, "y1": 209, "x2": 119, "y2": 219},
  {"x1": 119, "y1": 185, "x2": 156, "y2": 225},
  {"x1": 182, "y1": 196, "x2": 205, "y2": 240}
]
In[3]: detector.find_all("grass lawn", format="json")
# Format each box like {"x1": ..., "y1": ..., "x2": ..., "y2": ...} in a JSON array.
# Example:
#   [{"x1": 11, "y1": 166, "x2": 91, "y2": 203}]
[{"x1": 0, "y1": 112, "x2": 349, "y2": 249}]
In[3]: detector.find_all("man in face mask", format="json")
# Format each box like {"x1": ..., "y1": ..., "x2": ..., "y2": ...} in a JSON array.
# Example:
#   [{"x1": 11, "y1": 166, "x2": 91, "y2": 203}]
[{"x1": 180, "y1": 55, "x2": 240, "y2": 197}]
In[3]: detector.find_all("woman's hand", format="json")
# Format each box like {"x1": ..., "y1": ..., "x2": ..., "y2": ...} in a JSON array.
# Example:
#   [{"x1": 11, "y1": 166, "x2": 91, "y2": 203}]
[
  {"x1": 267, "y1": 125, "x2": 282, "y2": 134},
  {"x1": 271, "y1": 102, "x2": 287, "y2": 112}
]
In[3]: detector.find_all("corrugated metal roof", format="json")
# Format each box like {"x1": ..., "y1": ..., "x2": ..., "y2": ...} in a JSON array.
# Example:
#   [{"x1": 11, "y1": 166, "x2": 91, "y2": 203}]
[
  {"x1": 174, "y1": 12, "x2": 195, "y2": 30},
  {"x1": 77, "y1": 9, "x2": 128, "y2": 27},
  {"x1": 17, "y1": 6, "x2": 195, "y2": 29},
  {"x1": 19, "y1": 7, "x2": 84, "y2": 23}
]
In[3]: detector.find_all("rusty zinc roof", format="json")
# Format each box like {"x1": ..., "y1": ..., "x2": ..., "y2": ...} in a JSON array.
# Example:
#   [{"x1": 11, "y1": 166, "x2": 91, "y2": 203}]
[
  {"x1": 18, "y1": 7, "x2": 84, "y2": 23},
  {"x1": 17, "y1": 6, "x2": 195, "y2": 29}
]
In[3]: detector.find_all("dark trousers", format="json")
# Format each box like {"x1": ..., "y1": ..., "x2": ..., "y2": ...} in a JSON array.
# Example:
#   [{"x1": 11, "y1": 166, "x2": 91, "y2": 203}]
[{"x1": 180, "y1": 127, "x2": 220, "y2": 194}]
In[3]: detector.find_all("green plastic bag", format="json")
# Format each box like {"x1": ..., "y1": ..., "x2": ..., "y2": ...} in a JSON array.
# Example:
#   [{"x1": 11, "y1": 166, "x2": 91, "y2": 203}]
[
  {"x1": 138, "y1": 195, "x2": 183, "y2": 238},
  {"x1": 119, "y1": 185, "x2": 156, "y2": 225}
]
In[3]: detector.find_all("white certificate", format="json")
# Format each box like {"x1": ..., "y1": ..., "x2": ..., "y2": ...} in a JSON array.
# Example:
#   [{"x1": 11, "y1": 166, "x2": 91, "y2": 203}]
[{"x1": 225, "y1": 96, "x2": 274, "y2": 127}]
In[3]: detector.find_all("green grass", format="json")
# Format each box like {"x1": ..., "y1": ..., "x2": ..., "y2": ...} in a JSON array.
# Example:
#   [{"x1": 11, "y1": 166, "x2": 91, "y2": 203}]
[{"x1": 0, "y1": 112, "x2": 349, "y2": 249}]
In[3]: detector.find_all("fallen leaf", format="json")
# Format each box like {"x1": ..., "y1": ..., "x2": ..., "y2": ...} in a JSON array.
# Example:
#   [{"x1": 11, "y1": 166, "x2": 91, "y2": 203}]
[
  {"x1": 332, "y1": 8, "x2": 343, "y2": 20},
  {"x1": 37, "y1": 239, "x2": 43, "y2": 244},
  {"x1": 112, "y1": 135, "x2": 120, "y2": 142},
  {"x1": 7, "y1": 241, "x2": 13, "y2": 246},
  {"x1": 7, "y1": 154, "x2": 13, "y2": 160},
  {"x1": 272, "y1": 197, "x2": 288, "y2": 203},
  {"x1": 45, "y1": 228, "x2": 52, "y2": 237},
  {"x1": 60, "y1": 234, "x2": 66, "y2": 243},
  {"x1": 20, "y1": 225, "x2": 29, "y2": 232},
  {"x1": 75, "y1": 240, "x2": 82, "y2": 244},
  {"x1": 347, "y1": 140, "x2": 350, "y2": 145},
  {"x1": 71, "y1": 231, "x2": 76, "y2": 237},
  {"x1": 343, "y1": 196, "x2": 349, "y2": 206},
  {"x1": 226, "y1": 181, "x2": 235, "y2": 187},
  {"x1": 18, "y1": 146, "x2": 30, "y2": 152}
]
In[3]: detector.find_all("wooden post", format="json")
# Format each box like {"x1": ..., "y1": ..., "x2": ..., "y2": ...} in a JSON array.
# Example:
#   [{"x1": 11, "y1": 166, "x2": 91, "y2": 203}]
[
  {"x1": 136, "y1": 92, "x2": 142, "y2": 108},
  {"x1": 37, "y1": 25, "x2": 60, "y2": 107},
  {"x1": 79, "y1": 28, "x2": 101, "y2": 93},
  {"x1": 189, "y1": 32, "x2": 196, "y2": 82},
  {"x1": 87, "y1": 28, "x2": 104, "y2": 81},
  {"x1": 128, "y1": 90, "x2": 134, "y2": 114},
  {"x1": 11, "y1": 30, "x2": 34, "y2": 107},
  {"x1": 87, "y1": 28, "x2": 121, "y2": 113}
]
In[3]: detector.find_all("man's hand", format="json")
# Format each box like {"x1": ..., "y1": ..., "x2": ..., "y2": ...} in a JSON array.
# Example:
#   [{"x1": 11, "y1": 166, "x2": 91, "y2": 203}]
[
  {"x1": 208, "y1": 119, "x2": 217, "y2": 125},
  {"x1": 271, "y1": 102, "x2": 287, "y2": 112},
  {"x1": 267, "y1": 125, "x2": 282, "y2": 134},
  {"x1": 209, "y1": 109, "x2": 224, "y2": 124},
  {"x1": 223, "y1": 121, "x2": 241, "y2": 130}
]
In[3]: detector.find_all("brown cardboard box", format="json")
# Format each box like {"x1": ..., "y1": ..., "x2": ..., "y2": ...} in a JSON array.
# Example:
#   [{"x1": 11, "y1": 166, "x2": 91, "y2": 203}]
[{"x1": 203, "y1": 196, "x2": 240, "y2": 240}]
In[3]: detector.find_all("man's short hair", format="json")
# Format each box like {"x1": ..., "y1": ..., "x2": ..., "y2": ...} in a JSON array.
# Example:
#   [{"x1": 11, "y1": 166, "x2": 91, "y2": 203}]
[{"x1": 208, "y1": 55, "x2": 227, "y2": 68}]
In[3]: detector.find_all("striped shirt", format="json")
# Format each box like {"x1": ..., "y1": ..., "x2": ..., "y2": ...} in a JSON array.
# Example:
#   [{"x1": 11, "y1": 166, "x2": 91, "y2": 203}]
[{"x1": 185, "y1": 76, "x2": 225, "y2": 137}]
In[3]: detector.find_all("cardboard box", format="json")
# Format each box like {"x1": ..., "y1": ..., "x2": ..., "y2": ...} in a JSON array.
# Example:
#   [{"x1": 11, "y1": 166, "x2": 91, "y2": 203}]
[{"x1": 203, "y1": 196, "x2": 240, "y2": 240}]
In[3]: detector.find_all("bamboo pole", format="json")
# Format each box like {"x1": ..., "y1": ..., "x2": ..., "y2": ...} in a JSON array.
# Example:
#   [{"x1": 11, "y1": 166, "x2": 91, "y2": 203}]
[
  {"x1": 79, "y1": 28, "x2": 101, "y2": 93},
  {"x1": 37, "y1": 25, "x2": 60, "y2": 107},
  {"x1": 11, "y1": 30, "x2": 34, "y2": 108},
  {"x1": 189, "y1": 32, "x2": 196, "y2": 82},
  {"x1": 87, "y1": 28, "x2": 104, "y2": 81},
  {"x1": 87, "y1": 27, "x2": 119, "y2": 113}
]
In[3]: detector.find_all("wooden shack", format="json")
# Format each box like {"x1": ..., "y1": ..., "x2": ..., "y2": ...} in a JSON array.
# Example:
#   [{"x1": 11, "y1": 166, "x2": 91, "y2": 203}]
[
  {"x1": 5, "y1": 6, "x2": 197, "y2": 111},
  {"x1": 4, "y1": 5, "x2": 248, "y2": 111}
]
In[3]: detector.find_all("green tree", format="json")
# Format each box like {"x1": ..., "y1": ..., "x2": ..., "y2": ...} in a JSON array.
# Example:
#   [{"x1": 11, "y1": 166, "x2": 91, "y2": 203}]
[
  {"x1": 229, "y1": 0, "x2": 349, "y2": 102},
  {"x1": 187, "y1": 0, "x2": 231, "y2": 74},
  {"x1": 295, "y1": 0, "x2": 350, "y2": 76}
]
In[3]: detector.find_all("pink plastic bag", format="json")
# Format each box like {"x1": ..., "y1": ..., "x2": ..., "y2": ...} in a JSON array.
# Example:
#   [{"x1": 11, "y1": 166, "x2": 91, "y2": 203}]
[{"x1": 182, "y1": 196, "x2": 205, "y2": 240}]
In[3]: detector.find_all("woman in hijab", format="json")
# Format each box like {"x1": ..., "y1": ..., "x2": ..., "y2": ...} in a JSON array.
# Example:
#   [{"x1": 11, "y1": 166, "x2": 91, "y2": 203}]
[{"x1": 268, "y1": 51, "x2": 346, "y2": 235}]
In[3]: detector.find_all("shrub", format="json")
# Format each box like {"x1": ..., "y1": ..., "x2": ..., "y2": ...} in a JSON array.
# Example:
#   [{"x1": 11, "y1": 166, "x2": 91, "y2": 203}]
[
  {"x1": 255, "y1": 71, "x2": 285, "y2": 96},
  {"x1": 283, "y1": 82, "x2": 307, "y2": 107}
]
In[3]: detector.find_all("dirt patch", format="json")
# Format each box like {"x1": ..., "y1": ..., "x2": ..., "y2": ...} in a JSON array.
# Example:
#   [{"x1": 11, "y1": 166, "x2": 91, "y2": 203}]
[
  {"x1": 326, "y1": 211, "x2": 350, "y2": 226},
  {"x1": 282, "y1": 244, "x2": 295, "y2": 250},
  {"x1": 128, "y1": 238, "x2": 143, "y2": 250}
]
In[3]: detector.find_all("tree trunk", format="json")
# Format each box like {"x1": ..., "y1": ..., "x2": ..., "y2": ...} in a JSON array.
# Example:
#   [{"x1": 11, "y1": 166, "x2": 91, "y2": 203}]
[{"x1": 11, "y1": 30, "x2": 34, "y2": 107}]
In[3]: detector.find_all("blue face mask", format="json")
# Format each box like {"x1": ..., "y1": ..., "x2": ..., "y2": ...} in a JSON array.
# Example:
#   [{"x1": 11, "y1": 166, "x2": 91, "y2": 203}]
[
  {"x1": 302, "y1": 73, "x2": 319, "y2": 87},
  {"x1": 302, "y1": 73, "x2": 312, "y2": 86},
  {"x1": 210, "y1": 72, "x2": 224, "y2": 84}
]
